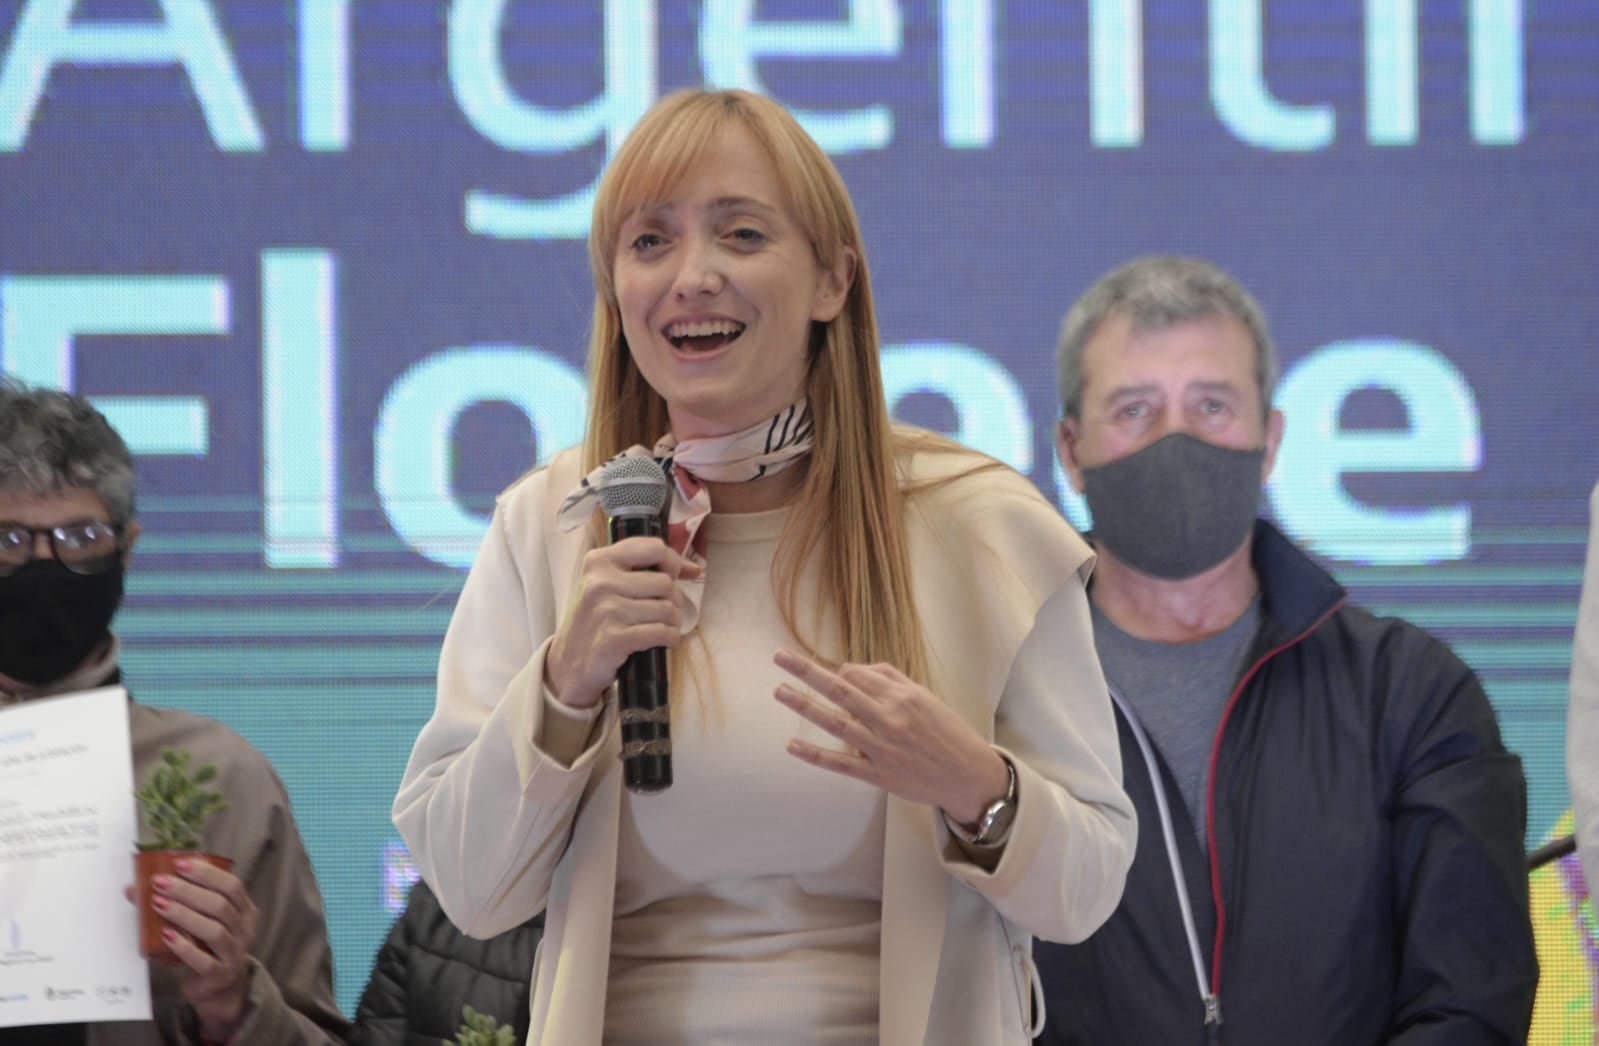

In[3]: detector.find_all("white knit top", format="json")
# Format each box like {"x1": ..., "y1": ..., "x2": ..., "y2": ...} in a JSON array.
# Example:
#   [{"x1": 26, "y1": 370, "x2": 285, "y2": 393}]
[{"x1": 604, "y1": 505, "x2": 883, "y2": 1044}]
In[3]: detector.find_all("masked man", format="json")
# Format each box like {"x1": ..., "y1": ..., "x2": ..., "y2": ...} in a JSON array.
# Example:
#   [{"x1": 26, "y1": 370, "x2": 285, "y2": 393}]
[
  {"x1": 1032, "y1": 258, "x2": 1536, "y2": 1045},
  {"x1": 0, "y1": 381, "x2": 349, "y2": 1045}
]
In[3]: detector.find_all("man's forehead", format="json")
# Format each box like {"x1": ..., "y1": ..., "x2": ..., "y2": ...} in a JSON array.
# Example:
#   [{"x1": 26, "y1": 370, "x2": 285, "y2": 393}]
[
  {"x1": 0, "y1": 485, "x2": 111, "y2": 523},
  {"x1": 1090, "y1": 314, "x2": 1253, "y2": 370}
]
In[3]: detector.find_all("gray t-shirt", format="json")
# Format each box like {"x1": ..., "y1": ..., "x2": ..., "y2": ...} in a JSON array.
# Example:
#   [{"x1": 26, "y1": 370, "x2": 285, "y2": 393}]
[{"x1": 1092, "y1": 598, "x2": 1261, "y2": 853}]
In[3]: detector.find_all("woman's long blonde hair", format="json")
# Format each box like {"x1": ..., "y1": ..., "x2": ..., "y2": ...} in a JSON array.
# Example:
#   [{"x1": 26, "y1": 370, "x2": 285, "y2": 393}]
[{"x1": 581, "y1": 88, "x2": 929, "y2": 682}]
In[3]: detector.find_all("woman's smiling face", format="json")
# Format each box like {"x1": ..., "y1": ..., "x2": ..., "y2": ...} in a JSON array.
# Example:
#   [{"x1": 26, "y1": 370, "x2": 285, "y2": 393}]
[{"x1": 612, "y1": 123, "x2": 853, "y2": 440}]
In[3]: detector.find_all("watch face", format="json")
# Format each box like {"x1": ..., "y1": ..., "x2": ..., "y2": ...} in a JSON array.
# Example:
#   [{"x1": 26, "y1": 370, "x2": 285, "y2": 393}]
[
  {"x1": 992, "y1": 801, "x2": 1017, "y2": 835},
  {"x1": 977, "y1": 796, "x2": 1017, "y2": 844}
]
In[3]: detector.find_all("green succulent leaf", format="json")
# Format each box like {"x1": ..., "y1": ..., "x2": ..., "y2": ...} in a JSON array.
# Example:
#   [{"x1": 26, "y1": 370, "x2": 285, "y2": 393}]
[{"x1": 133, "y1": 747, "x2": 228, "y2": 852}]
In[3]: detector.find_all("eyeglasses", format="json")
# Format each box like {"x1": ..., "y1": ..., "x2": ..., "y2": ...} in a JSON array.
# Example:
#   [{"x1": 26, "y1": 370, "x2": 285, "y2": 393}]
[{"x1": 0, "y1": 521, "x2": 125, "y2": 577}]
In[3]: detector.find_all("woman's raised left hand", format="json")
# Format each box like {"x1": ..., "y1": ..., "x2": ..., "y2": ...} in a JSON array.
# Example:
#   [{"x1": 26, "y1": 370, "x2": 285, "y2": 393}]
[{"x1": 773, "y1": 648, "x2": 1010, "y2": 827}]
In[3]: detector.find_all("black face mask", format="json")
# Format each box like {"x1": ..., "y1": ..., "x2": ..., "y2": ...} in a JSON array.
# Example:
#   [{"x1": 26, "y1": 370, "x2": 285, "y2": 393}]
[
  {"x1": 0, "y1": 558, "x2": 124, "y2": 686},
  {"x1": 1080, "y1": 432, "x2": 1266, "y2": 581}
]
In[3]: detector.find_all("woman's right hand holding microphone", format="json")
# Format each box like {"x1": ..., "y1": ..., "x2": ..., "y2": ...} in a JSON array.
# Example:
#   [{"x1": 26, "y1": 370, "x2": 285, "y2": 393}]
[{"x1": 543, "y1": 536, "x2": 702, "y2": 710}]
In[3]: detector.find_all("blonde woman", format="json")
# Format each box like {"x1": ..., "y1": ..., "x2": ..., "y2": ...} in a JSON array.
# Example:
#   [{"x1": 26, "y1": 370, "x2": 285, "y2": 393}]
[{"x1": 393, "y1": 89, "x2": 1134, "y2": 1045}]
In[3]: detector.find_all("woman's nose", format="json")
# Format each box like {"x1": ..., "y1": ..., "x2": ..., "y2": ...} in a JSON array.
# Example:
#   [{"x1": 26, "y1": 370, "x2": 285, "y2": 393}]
[{"x1": 672, "y1": 238, "x2": 724, "y2": 298}]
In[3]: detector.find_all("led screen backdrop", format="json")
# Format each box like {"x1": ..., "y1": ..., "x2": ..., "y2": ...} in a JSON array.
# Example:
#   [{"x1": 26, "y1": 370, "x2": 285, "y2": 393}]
[{"x1": 1, "y1": 0, "x2": 1595, "y2": 1033}]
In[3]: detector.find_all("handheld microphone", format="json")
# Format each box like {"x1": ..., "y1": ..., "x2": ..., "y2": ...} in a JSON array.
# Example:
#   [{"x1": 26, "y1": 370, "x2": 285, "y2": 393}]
[{"x1": 597, "y1": 455, "x2": 674, "y2": 795}]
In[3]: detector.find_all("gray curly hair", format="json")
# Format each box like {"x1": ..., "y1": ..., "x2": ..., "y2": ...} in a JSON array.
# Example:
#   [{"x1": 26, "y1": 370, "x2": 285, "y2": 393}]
[
  {"x1": 1056, "y1": 256, "x2": 1277, "y2": 422},
  {"x1": 0, "y1": 379, "x2": 136, "y2": 526}
]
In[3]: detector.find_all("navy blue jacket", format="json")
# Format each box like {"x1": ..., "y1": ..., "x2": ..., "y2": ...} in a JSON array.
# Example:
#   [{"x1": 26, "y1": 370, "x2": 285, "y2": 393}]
[{"x1": 1035, "y1": 521, "x2": 1536, "y2": 1045}]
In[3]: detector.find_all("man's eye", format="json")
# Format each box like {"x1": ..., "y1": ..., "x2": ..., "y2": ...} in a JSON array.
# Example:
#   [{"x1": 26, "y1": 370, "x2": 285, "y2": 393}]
[
  {"x1": 56, "y1": 527, "x2": 91, "y2": 549},
  {"x1": 59, "y1": 523, "x2": 113, "y2": 548}
]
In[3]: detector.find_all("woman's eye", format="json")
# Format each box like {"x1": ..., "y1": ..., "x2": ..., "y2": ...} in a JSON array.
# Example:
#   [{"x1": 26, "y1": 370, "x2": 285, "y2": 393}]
[
  {"x1": 730, "y1": 227, "x2": 764, "y2": 244},
  {"x1": 629, "y1": 233, "x2": 664, "y2": 251}
]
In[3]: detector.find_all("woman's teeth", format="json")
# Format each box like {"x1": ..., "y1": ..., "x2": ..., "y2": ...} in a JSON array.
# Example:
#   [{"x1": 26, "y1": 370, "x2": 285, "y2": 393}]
[{"x1": 667, "y1": 320, "x2": 745, "y2": 350}]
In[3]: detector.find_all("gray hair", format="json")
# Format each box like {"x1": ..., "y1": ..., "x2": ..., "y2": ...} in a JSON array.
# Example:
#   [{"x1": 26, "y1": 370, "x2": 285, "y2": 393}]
[
  {"x1": 0, "y1": 379, "x2": 136, "y2": 526},
  {"x1": 1056, "y1": 256, "x2": 1278, "y2": 421}
]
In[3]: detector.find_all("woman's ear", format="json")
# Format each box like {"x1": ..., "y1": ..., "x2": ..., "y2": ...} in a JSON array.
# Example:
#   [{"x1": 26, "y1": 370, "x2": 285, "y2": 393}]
[{"x1": 809, "y1": 246, "x2": 857, "y2": 324}]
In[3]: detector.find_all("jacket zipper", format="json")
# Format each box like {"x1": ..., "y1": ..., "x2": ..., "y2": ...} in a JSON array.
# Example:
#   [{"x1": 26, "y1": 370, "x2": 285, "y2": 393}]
[{"x1": 1200, "y1": 597, "x2": 1345, "y2": 1029}]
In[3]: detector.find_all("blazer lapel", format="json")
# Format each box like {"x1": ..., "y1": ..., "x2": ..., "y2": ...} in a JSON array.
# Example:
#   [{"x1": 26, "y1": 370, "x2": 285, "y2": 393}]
[{"x1": 880, "y1": 795, "x2": 949, "y2": 1046}]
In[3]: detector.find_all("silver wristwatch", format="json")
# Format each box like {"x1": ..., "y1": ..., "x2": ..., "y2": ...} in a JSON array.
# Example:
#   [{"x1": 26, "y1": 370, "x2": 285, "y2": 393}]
[{"x1": 948, "y1": 754, "x2": 1018, "y2": 849}]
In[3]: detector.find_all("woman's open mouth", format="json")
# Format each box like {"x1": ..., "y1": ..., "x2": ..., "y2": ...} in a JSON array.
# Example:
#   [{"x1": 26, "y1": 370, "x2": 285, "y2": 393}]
[{"x1": 666, "y1": 319, "x2": 746, "y2": 354}]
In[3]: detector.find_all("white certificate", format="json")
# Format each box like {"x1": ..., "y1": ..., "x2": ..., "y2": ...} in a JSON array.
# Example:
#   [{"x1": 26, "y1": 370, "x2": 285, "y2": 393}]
[{"x1": 0, "y1": 686, "x2": 153, "y2": 1026}]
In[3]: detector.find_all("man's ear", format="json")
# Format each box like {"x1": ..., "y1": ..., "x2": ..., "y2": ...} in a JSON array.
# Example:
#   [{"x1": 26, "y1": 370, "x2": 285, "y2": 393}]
[
  {"x1": 121, "y1": 520, "x2": 141, "y2": 567},
  {"x1": 1055, "y1": 418, "x2": 1087, "y2": 493},
  {"x1": 1262, "y1": 408, "x2": 1285, "y2": 483}
]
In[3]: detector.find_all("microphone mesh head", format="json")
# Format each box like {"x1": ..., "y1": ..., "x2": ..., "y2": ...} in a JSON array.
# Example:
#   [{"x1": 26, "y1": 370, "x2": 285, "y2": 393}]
[{"x1": 597, "y1": 455, "x2": 670, "y2": 516}]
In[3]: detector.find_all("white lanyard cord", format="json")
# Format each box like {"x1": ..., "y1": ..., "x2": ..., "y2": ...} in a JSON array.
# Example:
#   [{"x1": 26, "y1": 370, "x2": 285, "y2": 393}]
[{"x1": 1107, "y1": 684, "x2": 1215, "y2": 1016}]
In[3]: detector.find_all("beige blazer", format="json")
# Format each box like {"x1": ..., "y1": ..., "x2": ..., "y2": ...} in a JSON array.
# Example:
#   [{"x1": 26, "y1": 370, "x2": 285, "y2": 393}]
[{"x1": 394, "y1": 443, "x2": 1136, "y2": 1045}]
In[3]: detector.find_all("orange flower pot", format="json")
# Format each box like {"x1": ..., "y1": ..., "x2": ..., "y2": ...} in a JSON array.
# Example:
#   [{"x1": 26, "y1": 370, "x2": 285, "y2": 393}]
[{"x1": 133, "y1": 850, "x2": 233, "y2": 963}]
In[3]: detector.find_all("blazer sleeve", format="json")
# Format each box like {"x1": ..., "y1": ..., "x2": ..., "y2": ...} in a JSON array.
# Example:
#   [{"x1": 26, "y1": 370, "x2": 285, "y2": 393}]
[
  {"x1": 934, "y1": 569, "x2": 1138, "y2": 944},
  {"x1": 902, "y1": 451, "x2": 1135, "y2": 945},
  {"x1": 1569, "y1": 480, "x2": 1599, "y2": 902},
  {"x1": 392, "y1": 466, "x2": 615, "y2": 939}
]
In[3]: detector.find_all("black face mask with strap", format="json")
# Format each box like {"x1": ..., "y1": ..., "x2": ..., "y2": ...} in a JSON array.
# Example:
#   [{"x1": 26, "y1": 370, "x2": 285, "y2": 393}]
[
  {"x1": 0, "y1": 558, "x2": 124, "y2": 686},
  {"x1": 1081, "y1": 432, "x2": 1266, "y2": 581}
]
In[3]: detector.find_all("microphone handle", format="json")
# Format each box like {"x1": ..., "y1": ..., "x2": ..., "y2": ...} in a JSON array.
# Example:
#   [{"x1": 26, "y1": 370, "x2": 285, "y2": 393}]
[{"x1": 609, "y1": 511, "x2": 673, "y2": 794}]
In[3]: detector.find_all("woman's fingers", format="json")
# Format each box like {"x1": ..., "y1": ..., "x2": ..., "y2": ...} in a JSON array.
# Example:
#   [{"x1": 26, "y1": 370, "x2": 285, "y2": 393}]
[
  {"x1": 774, "y1": 682, "x2": 874, "y2": 753},
  {"x1": 772, "y1": 648, "x2": 878, "y2": 724},
  {"x1": 605, "y1": 536, "x2": 703, "y2": 579},
  {"x1": 547, "y1": 537, "x2": 698, "y2": 708}
]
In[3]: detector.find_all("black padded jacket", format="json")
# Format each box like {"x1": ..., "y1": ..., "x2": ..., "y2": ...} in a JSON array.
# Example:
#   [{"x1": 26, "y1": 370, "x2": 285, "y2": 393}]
[{"x1": 346, "y1": 880, "x2": 542, "y2": 1046}]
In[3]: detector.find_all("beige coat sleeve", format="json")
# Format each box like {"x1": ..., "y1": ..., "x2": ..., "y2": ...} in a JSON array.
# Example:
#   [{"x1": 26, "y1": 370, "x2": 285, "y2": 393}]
[
  {"x1": 392, "y1": 458, "x2": 615, "y2": 939},
  {"x1": 1569, "y1": 480, "x2": 1599, "y2": 900},
  {"x1": 900, "y1": 450, "x2": 1136, "y2": 945},
  {"x1": 935, "y1": 572, "x2": 1137, "y2": 944}
]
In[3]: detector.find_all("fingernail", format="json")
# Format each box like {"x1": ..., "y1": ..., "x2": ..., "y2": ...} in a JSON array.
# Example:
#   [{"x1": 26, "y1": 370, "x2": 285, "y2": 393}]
[
  {"x1": 152, "y1": 875, "x2": 171, "y2": 891},
  {"x1": 162, "y1": 928, "x2": 178, "y2": 943},
  {"x1": 152, "y1": 895, "x2": 169, "y2": 911},
  {"x1": 174, "y1": 858, "x2": 193, "y2": 873}
]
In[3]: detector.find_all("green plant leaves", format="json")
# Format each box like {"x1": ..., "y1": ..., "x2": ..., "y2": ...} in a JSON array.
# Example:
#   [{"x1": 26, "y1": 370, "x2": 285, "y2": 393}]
[{"x1": 134, "y1": 747, "x2": 229, "y2": 852}]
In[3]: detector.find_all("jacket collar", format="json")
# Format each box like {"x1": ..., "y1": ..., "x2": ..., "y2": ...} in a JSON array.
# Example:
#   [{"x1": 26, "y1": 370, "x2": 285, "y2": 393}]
[
  {"x1": 1247, "y1": 519, "x2": 1346, "y2": 643},
  {"x1": 1081, "y1": 519, "x2": 1346, "y2": 649}
]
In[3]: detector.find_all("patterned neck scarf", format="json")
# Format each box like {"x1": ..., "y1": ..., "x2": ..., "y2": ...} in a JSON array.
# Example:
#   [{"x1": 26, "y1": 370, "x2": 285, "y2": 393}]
[{"x1": 556, "y1": 400, "x2": 814, "y2": 632}]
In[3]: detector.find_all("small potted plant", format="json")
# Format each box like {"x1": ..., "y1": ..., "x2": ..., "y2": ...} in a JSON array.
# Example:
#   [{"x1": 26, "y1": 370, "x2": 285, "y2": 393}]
[
  {"x1": 451, "y1": 1006, "x2": 516, "y2": 1046},
  {"x1": 133, "y1": 747, "x2": 231, "y2": 962}
]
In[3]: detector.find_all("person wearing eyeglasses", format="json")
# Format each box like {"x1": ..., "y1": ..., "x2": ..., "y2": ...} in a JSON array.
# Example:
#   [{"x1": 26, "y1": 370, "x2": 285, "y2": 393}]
[{"x1": 0, "y1": 379, "x2": 349, "y2": 1046}]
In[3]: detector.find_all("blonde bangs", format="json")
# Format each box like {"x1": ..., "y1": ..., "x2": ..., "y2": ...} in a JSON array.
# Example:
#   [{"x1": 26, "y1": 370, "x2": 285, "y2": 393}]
[{"x1": 588, "y1": 98, "x2": 727, "y2": 301}]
